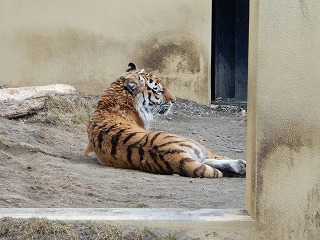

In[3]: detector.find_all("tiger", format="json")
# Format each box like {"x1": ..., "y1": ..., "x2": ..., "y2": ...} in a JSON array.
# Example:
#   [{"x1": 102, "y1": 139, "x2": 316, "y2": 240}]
[{"x1": 83, "y1": 63, "x2": 246, "y2": 178}]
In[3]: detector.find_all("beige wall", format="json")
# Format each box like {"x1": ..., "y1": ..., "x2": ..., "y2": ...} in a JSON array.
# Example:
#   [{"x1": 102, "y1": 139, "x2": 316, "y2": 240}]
[
  {"x1": 0, "y1": 0, "x2": 212, "y2": 104},
  {"x1": 247, "y1": 0, "x2": 320, "y2": 239}
]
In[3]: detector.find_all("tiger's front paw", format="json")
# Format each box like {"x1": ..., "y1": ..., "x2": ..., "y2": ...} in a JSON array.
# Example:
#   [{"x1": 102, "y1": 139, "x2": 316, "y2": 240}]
[
  {"x1": 204, "y1": 159, "x2": 246, "y2": 177},
  {"x1": 231, "y1": 159, "x2": 246, "y2": 175}
]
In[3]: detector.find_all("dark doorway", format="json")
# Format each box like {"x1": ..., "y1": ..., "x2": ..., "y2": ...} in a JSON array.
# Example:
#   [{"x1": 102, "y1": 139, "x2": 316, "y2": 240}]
[{"x1": 212, "y1": 0, "x2": 249, "y2": 103}]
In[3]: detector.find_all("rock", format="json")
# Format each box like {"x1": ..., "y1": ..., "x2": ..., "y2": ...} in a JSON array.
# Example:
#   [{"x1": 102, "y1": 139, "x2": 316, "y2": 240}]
[{"x1": 0, "y1": 84, "x2": 79, "y2": 118}]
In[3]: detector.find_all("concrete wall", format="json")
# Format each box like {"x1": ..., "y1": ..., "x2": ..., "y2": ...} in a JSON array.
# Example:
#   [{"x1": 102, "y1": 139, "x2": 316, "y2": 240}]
[
  {"x1": 247, "y1": 0, "x2": 320, "y2": 239},
  {"x1": 0, "y1": 0, "x2": 212, "y2": 104}
]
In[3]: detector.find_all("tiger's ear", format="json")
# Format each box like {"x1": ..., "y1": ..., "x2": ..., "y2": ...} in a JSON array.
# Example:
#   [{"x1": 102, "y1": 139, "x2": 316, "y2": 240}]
[
  {"x1": 124, "y1": 79, "x2": 138, "y2": 95},
  {"x1": 126, "y1": 62, "x2": 137, "y2": 72}
]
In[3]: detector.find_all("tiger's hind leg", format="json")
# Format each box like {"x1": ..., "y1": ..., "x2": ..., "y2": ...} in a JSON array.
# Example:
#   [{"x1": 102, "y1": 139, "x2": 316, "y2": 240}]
[
  {"x1": 167, "y1": 156, "x2": 224, "y2": 178},
  {"x1": 203, "y1": 159, "x2": 246, "y2": 177},
  {"x1": 181, "y1": 159, "x2": 224, "y2": 178}
]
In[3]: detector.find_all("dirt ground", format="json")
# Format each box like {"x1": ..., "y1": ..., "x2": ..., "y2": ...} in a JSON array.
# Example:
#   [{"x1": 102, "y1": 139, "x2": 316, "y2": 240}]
[{"x1": 0, "y1": 98, "x2": 247, "y2": 209}]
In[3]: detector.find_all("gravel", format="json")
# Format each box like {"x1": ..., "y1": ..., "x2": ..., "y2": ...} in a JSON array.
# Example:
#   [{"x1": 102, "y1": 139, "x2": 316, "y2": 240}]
[{"x1": 170, "y1": 98, "x2": 244, "y2": 117}]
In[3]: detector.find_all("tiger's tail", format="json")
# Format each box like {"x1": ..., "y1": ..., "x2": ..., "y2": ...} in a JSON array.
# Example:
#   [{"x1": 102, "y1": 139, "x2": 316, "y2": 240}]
[{"x1": 83, "y1": 143, "x2": 94, "y2": 156}]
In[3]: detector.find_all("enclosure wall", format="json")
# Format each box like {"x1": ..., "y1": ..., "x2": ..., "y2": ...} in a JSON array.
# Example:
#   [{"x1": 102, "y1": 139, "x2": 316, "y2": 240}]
[
  {"x1": 0, "y1": 0, "x2": 212, "y2": 104},
  {"x1": 247, "y1": 0, "x2": 320, "y2": 239}
]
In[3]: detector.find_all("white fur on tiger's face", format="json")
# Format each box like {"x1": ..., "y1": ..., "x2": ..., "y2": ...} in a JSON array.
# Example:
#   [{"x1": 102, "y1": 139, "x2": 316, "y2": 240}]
[{"x1": 123, "y1": 63, "x2": 176, "y2": 130}]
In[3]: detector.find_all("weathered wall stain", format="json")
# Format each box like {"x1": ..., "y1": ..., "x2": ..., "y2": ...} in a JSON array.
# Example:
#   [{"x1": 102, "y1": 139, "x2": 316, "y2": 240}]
[
  {"x1": 253, "y1": 118, "x2": 320, "y2": 239},
  {"x1": 256, "y1": 120, "x2": 318, "y2": 198},
  {"x1": 138, "y1": 34, "x2": 200, "y2": 73},
  {"x1": 255, "y1": 144, "x2": 320, "y2": 239},
  {"x1": 16, "y1": 28, "x2": 124, "y2": 64},
  {"x1": 258, "y1": 121, "x2": 315, "y2": 162},
  {"x1": 131, "y1": 31, "x2": 210, "y2": 103},
  {"x1": 304, "y1": 184, "x2": 320, "y2": 238},
  {"x1": 299, "y1": 0, "x2": 309, "y2": 17}
]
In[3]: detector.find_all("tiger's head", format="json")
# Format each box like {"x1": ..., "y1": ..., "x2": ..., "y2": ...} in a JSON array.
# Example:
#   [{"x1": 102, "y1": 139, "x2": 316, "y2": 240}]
[{"x1": 125, "y1": 63, "x2": 176, "y2": 129}]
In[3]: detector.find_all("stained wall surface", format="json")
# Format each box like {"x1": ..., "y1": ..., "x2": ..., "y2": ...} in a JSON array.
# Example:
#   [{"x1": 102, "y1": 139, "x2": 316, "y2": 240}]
[
  {"x1": 0, "y1": 0, "x2": 212, "y2": 104},
  {"x1": 247, "y1": 0, "x2": 320, "y2": 239}
]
